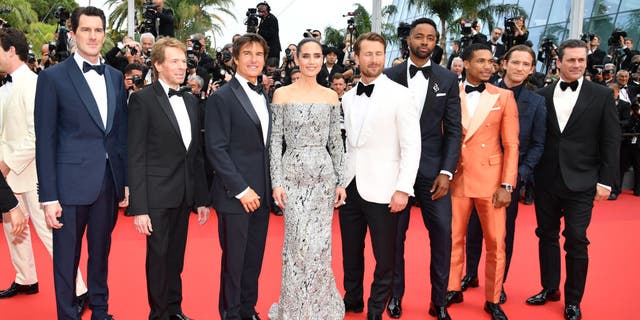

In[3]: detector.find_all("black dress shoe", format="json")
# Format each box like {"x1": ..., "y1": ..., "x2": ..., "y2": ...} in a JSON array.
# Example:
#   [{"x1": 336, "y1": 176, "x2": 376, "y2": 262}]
[
  {"x1": 386, "y1": 296, "x2": 402, "y2": 318},
  {"x1": 428, "y1": 303, "x2": 451, "y2": 320},
  {"x1": 0, "y1": 282, "x2": 39, "y2": 298},
  {"x1": 170, "y1": 312, "x2": 192, "y2": 320},
  {"x1": 499, "y1": 289, "x2": 507, "y2": 304},
  {"x1": 608, "y1": 192, "x2": 618, "y2": 200},
  {"x1": 242, "y1": 314, "x2": 260, "y2": 320},
  {"x1": 445, "y1": 291, "x2": 463, "y2": 306},
  {"x1": 484, "y1": 302, "x2": 508, "y2": 320},
  {"x1": 460, "y1": 275, "x2": 479, "y2": 291},
  {"x1": 77, "y1": 293, "x2": 89, "y2": 316},
  {"x1": 564, "y1": 304, "x2": 582, "y2": 320},
  {"x1": 525, "y1": 288, "x2": 560, "y2": 305},
  {"x1": 344, "y1": 299, "x2": 364, "y2": 313},
  {"x1": 367, "y1": 313, "x2": 382, "y2": 320}
]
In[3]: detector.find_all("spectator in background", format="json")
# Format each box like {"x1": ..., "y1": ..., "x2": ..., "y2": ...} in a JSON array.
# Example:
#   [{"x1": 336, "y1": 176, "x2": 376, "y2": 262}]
[
  {"x1": 447, "y1": 40, "x2": 461, "y2": 70},
  {"x1": 257, "y1": 2, "x2": 281, "y2": 64},
  {"x1": 317, "y1": 47, "x2": 344, "y2": 87},
  {"x1": 140, "y1": 32, "x2": 155, "y2": 58},
  {"x1": 290, "y1": 67, "x2": 301, "y2": 84},
  {"x1": 187, "y1": 73, "x2": 205, "y2": 99},
  {"x1": 450, "y1": 56, "x2": 464, "y2": 83},
  {"x1": 603, "y1": 63, "x2": 616, "y2": 83},
  {"x1": 616, "y1": 70, "x2": 638, "y2": 104},
  {"x1": 149, "y1": 0, "x2": 175, "y2": 38},
  {"x1": 123, "y1": 63, "x2": 145, "y2": 94},
  {"x1": 391, "y1": 57, "x2": 404, "y2": 67},
  {"x1": 330, "y1": 72, "x2": 347, "y2": 98},
  {"x1": 607, "y1": 82, "x2": 632, "y2": 200},
  {"x1": 487, "y1": 27, "x2": 506, "y2": 58},
  {"x1": 502, "y1": 16, "x2": 528, "y2": 49},
  {"x1": 587, "y1": 35, "x2": 606, "y2": 73}
]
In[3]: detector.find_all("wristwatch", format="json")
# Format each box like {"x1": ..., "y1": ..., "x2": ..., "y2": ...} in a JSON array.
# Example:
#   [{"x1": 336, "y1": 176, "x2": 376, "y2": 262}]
[{"x1": 500, "y1": 183, "x2": 513, "y2": 193}]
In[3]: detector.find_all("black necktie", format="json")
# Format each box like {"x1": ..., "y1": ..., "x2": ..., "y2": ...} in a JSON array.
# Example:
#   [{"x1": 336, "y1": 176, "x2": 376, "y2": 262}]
[
  {"x1": 4, "y1": 75, "x2": 12, "y2": 83},
  {"x1": 465, "y1": 82, "x2": 486, "y2": 94},
  {"x1": 247, "y1": 82, "x2": 264, "y2": 95},
  {"x1": 168, "y1": 86, "x2": 192, "y2": 98},
  {"x1": 82, "y1": 61, "x2": 105, "y2": 75},
  {"x1": 409, "y1": 65, "x2": 432, "y2": 79},
  {"x1": 356, "y1": 82, "x2": 374, "y2": 97},
  {"x1": 559, "y1": 80, "x2": 578, "y2": 92}
]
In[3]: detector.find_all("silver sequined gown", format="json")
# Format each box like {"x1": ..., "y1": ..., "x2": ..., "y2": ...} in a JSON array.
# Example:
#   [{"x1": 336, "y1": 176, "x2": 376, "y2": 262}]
[{"x1": 268, "y1": 102, "x2": 345, "y2": 320}]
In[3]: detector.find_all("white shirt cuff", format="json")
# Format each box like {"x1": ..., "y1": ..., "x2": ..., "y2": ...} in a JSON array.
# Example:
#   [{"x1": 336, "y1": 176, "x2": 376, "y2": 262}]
[
  {"x1": 41, "y1": 200, "x2": 60, "y2": 206},
  {"x1": 597, "y1": 183, "x2": 611, "y2": 191},
  {"x1": 235, "y1": 187, "x2": 249, "y2": 199},
  {"x1": 439, "y1": 170, "x2": 453, "y2": 180}
]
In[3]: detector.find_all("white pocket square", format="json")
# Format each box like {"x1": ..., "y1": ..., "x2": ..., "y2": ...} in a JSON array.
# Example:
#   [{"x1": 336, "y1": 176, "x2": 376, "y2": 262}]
[
  {"x1": 490, "y1": 107, "x2": 501, "y2": 111},
  {"x1": 436, "y1": 93, "x2": 447, "y2": 97}
]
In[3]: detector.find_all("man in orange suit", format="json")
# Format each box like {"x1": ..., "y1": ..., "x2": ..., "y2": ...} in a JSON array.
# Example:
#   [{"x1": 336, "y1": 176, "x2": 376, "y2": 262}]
[{"x1": 445, "y1": 43, "x2": 519, "y2": 320}]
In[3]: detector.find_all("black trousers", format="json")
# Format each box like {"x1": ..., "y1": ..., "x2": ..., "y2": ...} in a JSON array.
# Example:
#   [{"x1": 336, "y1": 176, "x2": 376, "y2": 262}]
[
  {"x1": 465, "y1": 180, "x2": 522, "y2": 283},
  {"x1": 620, "y1": 142, "x2": 640, "y2": 193},
  {"x1": 391, "y1": 175, "x2": 452, "y2": 306},
  {"x1": 217, "y1": 206, "x2": 269, "y2": 320},
  {"x1": 54, "y1": 164, "x2": 118, "y2": 320},
  {"x1": 534, "y1": 175, "x2": 595, "y2": 305},
  {"x1": 146, "y1": 202, "x2": 190, "y2": 320},
  {"x1": 339, "y1": 179, "x2": 399, "y2": 316}
]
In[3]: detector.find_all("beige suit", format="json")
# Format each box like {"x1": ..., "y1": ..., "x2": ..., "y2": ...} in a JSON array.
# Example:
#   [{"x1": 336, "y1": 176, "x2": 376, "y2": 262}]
[{"x1": 0, "y1": 64, "x2": 86, "y2": 294}]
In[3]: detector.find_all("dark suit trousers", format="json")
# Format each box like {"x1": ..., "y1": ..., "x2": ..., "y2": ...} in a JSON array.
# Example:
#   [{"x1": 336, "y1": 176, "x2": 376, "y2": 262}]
[
  {"x1": 392, "y1": 175, "x2": 451, "y2": 306},
  {"x1": 339, "y1": 179, "x2": 399, "y2": 316},
  {"x1": 217, "y1": 206, "x2": 269, "y2": 320},
  {"x1": 146, "y1": 202, "x2": 190, "y2": 320},
  {"x1": 465, "y1": 180, "x2": 522, "y2": 282},
  {"x1": 534, "y1": 175, "x2": 594, "y2": 305},
  {"x1": 54, "y1": 163, "x2": 118, "y2": 320},
  {"x1": 620, "y1": 142, "x2": 640, "y2": 193}
]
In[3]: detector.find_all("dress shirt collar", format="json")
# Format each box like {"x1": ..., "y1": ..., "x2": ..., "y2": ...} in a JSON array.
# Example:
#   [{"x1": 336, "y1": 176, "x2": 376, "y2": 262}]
[
  {"x1": 235, "y1": 73, "x2": 258, "y2": 93},
  {"x1": 73, "y1": 52, "x2": 104, "y2": 74},
  {"x1": 9, "y1": 63, "x2": 30, "y2": 78},
  {"x1": 157, "y1": 78, "x2": 179, "y2": 96},
  {"x1": 558, "y1": 76, "x2": 584, "y2": 92}
]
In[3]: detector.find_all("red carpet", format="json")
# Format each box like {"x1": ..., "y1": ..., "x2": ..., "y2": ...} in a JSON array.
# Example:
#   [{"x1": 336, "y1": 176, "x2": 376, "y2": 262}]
[{"x1": 1, "y1": 192, "x2": 639, "y2": 319}]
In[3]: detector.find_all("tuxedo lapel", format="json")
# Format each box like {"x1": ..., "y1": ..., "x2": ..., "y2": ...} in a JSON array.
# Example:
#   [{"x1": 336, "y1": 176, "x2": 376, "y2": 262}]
[
  {"x1": 563, "y1": 80, "x2": 591, "y2": 132},
  {"x1": 230, "y1": 78, "x2": 264, "y2": 140},
  {"x1": 104, "y1": 67, "x2": 116, "y2": 134},
  {"x1": 184, "y1": 95, "x2": 199, "y2": 151},
  {"x1": 152, "y1": 82, "x2": 183, "y2": 145},
  {"x1": 421, "y1": 69, "x2": 438, "y2": 121},
  {"x1": 465, "y1": 89, "x2": 499, "y2": 142},
  {"x1": 66, "y1": 59, "x2": 105, "y2": 131},
  {"x1": 355, "y1": 79, "x2": 384, "y2": 147},
  {"x1": 541, "y1": 84, "x2": 561, "y2": 134}
]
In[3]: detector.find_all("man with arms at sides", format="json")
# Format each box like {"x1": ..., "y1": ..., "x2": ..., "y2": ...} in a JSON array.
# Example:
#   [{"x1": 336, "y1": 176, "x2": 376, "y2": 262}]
[
  {"x1": 340, "y1": 32, "x2": 421, "y2": 320},
  {"x1": 446, "y1": 43, "x2": 519, "y2": 320},
  {"x1": 127, "y1": 37, "x2": 210, "y2": 320},
  {"x1": 205, "y1": 33, "x2": 271, "y2": 320},
  {"x1": 462, "y1": 45, "x2": 546, "y2": 304},
  {"x1": 525, "y1": 39, "x2": 620, "y2": 320},
  {"x1": 384, "y1": 18, "x2": 462, "y2": 320},
  {"x1": 0, "y1": 27, "x2": 90, "y2": 315},
  {"x1": 34, "y1": 6, "x2": 128, "y2": 320}
]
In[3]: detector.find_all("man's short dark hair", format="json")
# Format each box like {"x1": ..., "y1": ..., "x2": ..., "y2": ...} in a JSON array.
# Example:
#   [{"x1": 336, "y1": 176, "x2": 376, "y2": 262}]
[
  {"x1": 232, "y1": 33, "x2": 269, "y2": 60},
  {"x1": 331, "y1": 72, "x2": 345, "y2": 83},
  {"x1": 0, "y1": 28, "x2": 29, "y2": 62},
  {"x1": 410, "y1": 18, "x2": 437, "y2": 34},
  {"x1": 123, "y1": 63, "x2": 144, "y2": 75},
  {"x1": 461, "y1": 43, "x2": 492, "y2": 61},
  {"x1": 70, "y1": 6, "x2": 106, "y2": 33},
  {"x1": 557, "y1": 39, "x2": 588, "y2": 61}
]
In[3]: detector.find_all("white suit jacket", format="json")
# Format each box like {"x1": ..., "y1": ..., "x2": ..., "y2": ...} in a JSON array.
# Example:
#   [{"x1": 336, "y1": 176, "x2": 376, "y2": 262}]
[
  {"x1": 0, "y1": 65, "x2": 38, "y2": 193},
  {"x1": 342, "y1": 74, "x2": 421, "y2": 204}
]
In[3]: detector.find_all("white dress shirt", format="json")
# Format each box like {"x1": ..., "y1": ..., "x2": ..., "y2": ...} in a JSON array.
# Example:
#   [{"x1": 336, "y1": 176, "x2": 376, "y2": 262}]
[
  {"x1": 553, "y1": 76, "x2": 584, "y2": 133},
  {"x1": 407, "y1": 59, "x2": 430, "y2": 114},
  {"x1": 464, "y1": 80, "x2": 482, "y2": 118},
  {"x1": 351, "y1": 77, "x2": 380, "y2": 144},
  {"x1": 158, "y1": 79, "x2": 192, "y2": 149},
  {"x1": 73, "y1": 53, "x2": 108, "y2": 128}
]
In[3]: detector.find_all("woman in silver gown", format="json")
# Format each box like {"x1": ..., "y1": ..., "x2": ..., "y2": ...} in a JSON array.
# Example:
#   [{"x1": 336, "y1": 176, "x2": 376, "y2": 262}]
[{"x1": 268, "y1": 38, "x2": 346, "y2": 320}]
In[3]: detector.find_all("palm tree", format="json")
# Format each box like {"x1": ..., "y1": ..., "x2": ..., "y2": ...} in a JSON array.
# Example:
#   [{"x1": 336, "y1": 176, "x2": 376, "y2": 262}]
[
  {"x1": 409, "y1": 0, "x2": 459, "y2": 62},
  {"x1": 323, "y1": 3, "x2": 397, "y2": 50},
  {"x1": 1, "y1": 0, "x2": 39, "y2": 31}
]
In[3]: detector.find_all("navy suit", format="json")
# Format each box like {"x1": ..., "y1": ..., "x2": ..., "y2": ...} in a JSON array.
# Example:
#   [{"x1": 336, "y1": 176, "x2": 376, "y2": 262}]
[
  {"x1": 35, "y1": 55, "x2": 127, "y2": 320},
  {"x1": 465, "y1": 84, "x2": 547, "y2": 284},
  {"x1": 384, "y1": 61, "x2": 462, "y2": 306},
  {"x1": 205, "y1": 77, "x2": 271, "y2": 319}
]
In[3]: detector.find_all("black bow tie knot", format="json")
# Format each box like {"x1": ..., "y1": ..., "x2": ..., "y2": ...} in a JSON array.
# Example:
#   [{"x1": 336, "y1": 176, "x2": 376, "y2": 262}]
[
  {"x1": 465, "y1": 82, "x2": 486, "y2": 94},
  {"x1": 356, "y1": 82, "x2": 375, "y2": 97},
  {"x1": 247, "y1": 82, "x2": 265, "y2": 95},
  {"x1": 559, "y1": 80, "x2": 579, "y2": 92},
  {"x1": 82, "y1": 61, "x2": 105, "y2": 75},
  {"x1": 168, "y1": 86, "x2": 192, "y2": 98},
  {"x1": 3, "y1": 75, "x2": 12, "y2": 83},
  {"x1": 409, "y1": 64, "x2": 432, "y2": 79}
]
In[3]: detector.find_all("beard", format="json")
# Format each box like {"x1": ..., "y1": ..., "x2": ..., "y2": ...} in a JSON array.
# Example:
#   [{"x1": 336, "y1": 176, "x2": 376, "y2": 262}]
[
  {"x1": 409, "y1": 44, "x2": 431, "y2": 60},
  {"x1": 360, "y1": 64, "x2": 383, "y2": 78}
]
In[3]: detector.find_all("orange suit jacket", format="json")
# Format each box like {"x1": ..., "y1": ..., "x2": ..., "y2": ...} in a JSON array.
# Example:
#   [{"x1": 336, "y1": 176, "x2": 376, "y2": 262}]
[{"x1": 451, "y1": 82, "x2": 519, "y2": 198}]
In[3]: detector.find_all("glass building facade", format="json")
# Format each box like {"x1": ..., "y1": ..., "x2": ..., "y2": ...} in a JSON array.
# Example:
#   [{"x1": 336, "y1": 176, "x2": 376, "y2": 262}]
[{"x1": 385, "y1": 0, "x2": 640, "y2": 68}]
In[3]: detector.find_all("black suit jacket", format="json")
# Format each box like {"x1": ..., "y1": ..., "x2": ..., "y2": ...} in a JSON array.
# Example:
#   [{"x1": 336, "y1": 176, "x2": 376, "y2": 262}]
[
  {"x1": 205, "y1": 77, "x2": 271, "y2": 213},
  {"x1": 258, "y1": 14, "x2": 281, "y2": 58},
  {"x1": 535, "y1": 79, "x2": 620, "y2": 191},
  {"x1": 317, "y1": 63, "x2": 345, "y2": 87},
  {"x1": 487, "y1": 40, "x2": 506, "y2": 58},
  {"x1": 0, "y1": 175, "x2": 18, "y2": 213},
  {"x1": 152, "y1": 8, "x2": 175, "y2": 38},
  {"x1": 127, "y1": 81, "x2": 208, "y2": 215},
  {"x1": 384, "y1": 61, "x2": 462, "y2": 180}
]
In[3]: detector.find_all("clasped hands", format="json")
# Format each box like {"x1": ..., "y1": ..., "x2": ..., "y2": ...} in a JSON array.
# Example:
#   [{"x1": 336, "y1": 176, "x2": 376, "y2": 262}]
[{"x1": 272, "y1": 186, "x2": 347, "y2": 211}]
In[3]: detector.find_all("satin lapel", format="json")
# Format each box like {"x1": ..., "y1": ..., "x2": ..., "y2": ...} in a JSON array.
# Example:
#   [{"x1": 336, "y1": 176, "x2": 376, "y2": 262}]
[
  {"x1": 421, "y1": 70, "x2": 438, "y2": 122},
  {"x1": 563, "y1": 80, "x2": 590, "y2": 132},
  {"x1": 465, "y1": 89, "x2": 499, "y2": 142},
  {"x1": 344, "y1": 92, "x2": 357, "y2": 147},
  {"x1": 66, "y1": 60, "x2": 105, "y2": 131},
  {"x1": 395, "y1": 62, "x2": 409, "y2": 87},
  {"x1": 355, "y1": 82, "x2": 382, "y2": 147},
  {"x1": 104, "y1": 67, "x2": 116, "y2": 134},
  {"x1": 230, "y1": 78, "x2": 263, "y2": 140},
  {"x1": 184, "y1": 95, "x2": 199, "y2": 152},
  {"x1": 152, "y1": 82, "x2": 183, "y2": 144},
  {"x1": 542, "y1": 84, "x2": 561, "y2": 134}
]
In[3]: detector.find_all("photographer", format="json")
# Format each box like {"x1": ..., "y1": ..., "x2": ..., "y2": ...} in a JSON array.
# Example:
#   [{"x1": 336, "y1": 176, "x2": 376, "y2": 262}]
[
  {"x1": 502, "y1": 16, "x2": 528, "y2": 49},
  {"x1": 487, "y1": 27, "x2": 506, "y2": 58},
  {"x1": 621, "y1": 38, "x2": 640, "y2": 71},
  {"x1": 317, "y1": 46, "x2": 344, "y2": 87},
  {"x1": 616, "y1": 70, "x2": 639, "y2": 104},
  {"x1": 603, "y1": 63, "x2": 616, "y2": 83},
  {"x1": 447, "y1": 40, "x2": 461, "y2": 70},
  {"x1": 124, "y1": 63, "x2": 145, "y2": 94},
  {"x1": 142, "y1": 0, "x2": 174, "y2": 38},
  {"x1": 280, "y1": 43, "x2": 297, "y2": 83},
  {"x1": 587, "y1": 34, "x2": 607, "y2": 72},
  {"x1": 106, "y1": 38, "x2": 143, "y2": 73},
  {"x1": 256, "y1": 2, "x2": 281, "y2": 64}
]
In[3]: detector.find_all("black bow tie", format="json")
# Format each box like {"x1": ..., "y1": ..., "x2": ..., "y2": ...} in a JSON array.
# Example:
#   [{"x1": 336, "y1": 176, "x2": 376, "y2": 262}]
[
  {"x1": 356, "y1": 82, "x2": 375, "y2": 97},
  {"x1": 3, "y1": 75, "x2": 12, "y2": 83},
  {"x1": 465, "y1": 82, "x2": 486, "y2": 94},
  {"x1": 559, "y1": 80, "x2": 579, "y2": 91},
  {"x1": 409, "y1": 64, "x2": 431, "y2": 79},
  {"x1": 82, "y1": 61, "x2": 105, "y2": 75},
  {"x1": 168, "y1": 86, "x2": 192, "y2": 98},
  {"x1": 247, "y1": 82, "x2": 264, "y2": 95}
]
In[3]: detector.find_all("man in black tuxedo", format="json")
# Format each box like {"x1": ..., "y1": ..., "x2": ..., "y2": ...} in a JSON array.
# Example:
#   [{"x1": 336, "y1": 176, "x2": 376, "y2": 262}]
[
  {"x1": 384, "y1": 18, "x2": 462, "y2": 320},
  {"x1": 127, "y1": 37, "x2": 209, "y2": 320},
  {"x1": 1, "y1": 175, "x2": 26, "y2": 235},
  {"x1": 525, "y1": 39, "x2": 620, "y2": 320},
  {"x1": 463, "y1": 45, "x2": 547, "y2": 303},
  {"x1": 257, "y1": 2, "x2": 281, "y2": 65},
  {"x1": 487, "y1": 27, "x2": 506, "y2": 58},
  {"x1": 317, "y1": 47, "x2": 345, "y2": 87},
  {"x1": 586, "y1": 35, "x2": 606, "y2": 73},
  {"x1": 206, "y1": 33, "x2": 271, "y2": 320},
  {"x1": 149, "y1": 0, "x2": 175, "y2": 38}
]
